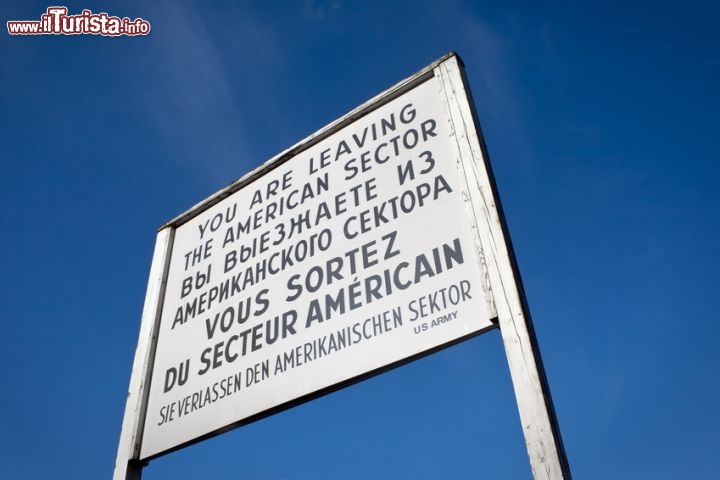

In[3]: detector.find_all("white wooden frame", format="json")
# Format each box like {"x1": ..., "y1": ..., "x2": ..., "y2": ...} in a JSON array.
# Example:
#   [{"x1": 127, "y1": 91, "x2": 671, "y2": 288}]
[
  {"x1": 436, "y1": 55, "x2": 572, "y2": 480},
  {"x1": 113, "y1": 52, "x2": 571, "y2": 479},
  {"x1": 114, "y1": 228, "x2": 174, "y2": 480}
]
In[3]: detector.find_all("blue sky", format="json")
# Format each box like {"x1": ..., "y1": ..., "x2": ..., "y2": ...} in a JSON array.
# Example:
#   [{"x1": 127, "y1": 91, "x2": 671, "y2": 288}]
[{"x1": 2, "y1": 1, "x2": 719, "y2": 478}]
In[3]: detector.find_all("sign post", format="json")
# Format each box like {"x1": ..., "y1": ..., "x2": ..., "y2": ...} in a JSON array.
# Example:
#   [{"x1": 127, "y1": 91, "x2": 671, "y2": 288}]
[
  {"x1": 114, "y1": 228, "x2": 174, "y2": 480},
  {"x1": 114, "y1": 52, "x2": 571, "y2": 479},
  {"x1": 435, "y1": 56, "x2": 572, "y2": 479}
]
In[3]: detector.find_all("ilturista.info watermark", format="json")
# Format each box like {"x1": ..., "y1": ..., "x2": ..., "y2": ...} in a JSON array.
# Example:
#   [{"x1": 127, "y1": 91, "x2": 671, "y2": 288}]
[{"x1": 7, "y1": 7, "x2": 150, "y2": 36}]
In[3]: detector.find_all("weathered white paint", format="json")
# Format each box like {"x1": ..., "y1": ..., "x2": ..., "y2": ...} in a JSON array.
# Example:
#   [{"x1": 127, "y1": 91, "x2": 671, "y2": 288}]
[
  {"x1": 114, "y1": 52, "x2": 570, "y2": 479},
  {"x1": 140, "y1": 65, "x2": 496, "y2": 460},
  {"x1": 435, "y1": 55, "x2": 571, "y2": 479},
  {"x1": 113, "y1": 227, "x2": 174, "y2": 480}
]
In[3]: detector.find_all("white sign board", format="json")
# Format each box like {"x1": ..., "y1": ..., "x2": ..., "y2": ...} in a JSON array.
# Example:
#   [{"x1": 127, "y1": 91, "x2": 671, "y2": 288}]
[{"x1": 140, "y1": 67, "x2": 496, "y2": 459}]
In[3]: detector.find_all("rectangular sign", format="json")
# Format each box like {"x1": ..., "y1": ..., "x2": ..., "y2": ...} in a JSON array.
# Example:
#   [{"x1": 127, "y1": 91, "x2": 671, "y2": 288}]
[{"x1": 140, "y1": 61, "x2": 496, "y2": 459}]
